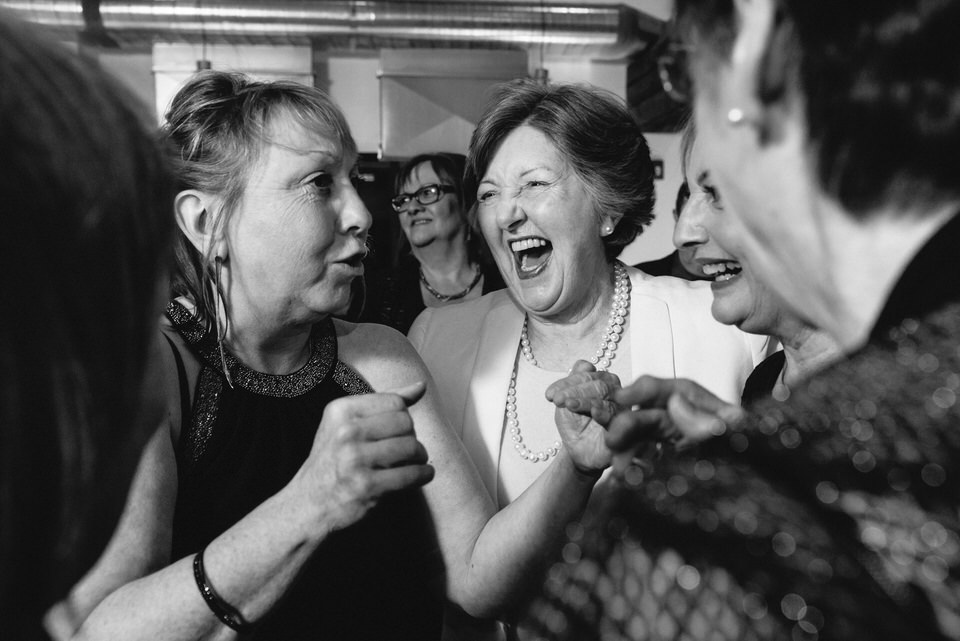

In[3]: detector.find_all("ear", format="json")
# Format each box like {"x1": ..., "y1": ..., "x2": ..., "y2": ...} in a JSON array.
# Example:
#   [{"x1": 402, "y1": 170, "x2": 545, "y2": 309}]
[
  {"x1": 600, "y1": 212, "x2": 623, "y2": 237},
  {"x1": 174, "y1": 190, "x2": 228, "y2": 258},
  {"x1": 728, "y1": 0, "x2": 793, "y2": 144}
]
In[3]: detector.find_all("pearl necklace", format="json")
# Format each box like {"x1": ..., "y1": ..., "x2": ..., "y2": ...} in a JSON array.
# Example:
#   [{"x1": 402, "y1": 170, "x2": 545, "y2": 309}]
[{"x1": 506, "y1": 261, "x2": 631, "y2": 463}]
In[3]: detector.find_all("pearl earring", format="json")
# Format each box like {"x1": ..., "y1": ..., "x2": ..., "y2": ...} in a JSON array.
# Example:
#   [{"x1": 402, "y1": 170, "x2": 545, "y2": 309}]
[
  {"x1": 602, "y1": 224, "x2": 613, "y2": 236},
  {"x1": 727, "y1": 107, "x2": 748, "y2": 125}
]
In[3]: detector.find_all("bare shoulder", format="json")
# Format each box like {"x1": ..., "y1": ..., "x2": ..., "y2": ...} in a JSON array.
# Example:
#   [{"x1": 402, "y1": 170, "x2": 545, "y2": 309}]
[{"x1": 333, "y1": 319, "x2": 431, "y2": 392}]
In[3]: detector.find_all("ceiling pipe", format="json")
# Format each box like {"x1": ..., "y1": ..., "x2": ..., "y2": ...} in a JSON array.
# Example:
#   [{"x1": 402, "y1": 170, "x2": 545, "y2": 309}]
[{"x1": 0, "y1": 0, "x2": 661, "y2": 58}]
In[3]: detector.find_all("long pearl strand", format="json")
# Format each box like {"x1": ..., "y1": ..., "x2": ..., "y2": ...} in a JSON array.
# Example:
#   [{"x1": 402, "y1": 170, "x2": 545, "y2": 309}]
[{"x1": 507, "y1": 262, "x2": 631, "y2": 463}]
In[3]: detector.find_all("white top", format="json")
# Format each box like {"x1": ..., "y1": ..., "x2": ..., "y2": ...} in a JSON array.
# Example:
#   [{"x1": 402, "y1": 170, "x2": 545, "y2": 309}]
[
  {"x1": 497, "y1": 346, "x2": 633, "y2": 506},
  {"x1": 409, "y1": 266, "x2": 775, "y2": 504}
]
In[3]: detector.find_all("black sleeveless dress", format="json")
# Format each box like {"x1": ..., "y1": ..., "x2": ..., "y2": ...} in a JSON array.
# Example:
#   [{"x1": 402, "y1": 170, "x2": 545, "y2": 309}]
[{"x1": 165, "y1": 301, "x2": 445, "y2": 640}]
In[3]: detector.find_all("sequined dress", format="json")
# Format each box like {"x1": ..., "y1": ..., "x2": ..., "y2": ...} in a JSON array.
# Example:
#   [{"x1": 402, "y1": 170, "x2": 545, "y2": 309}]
[
  {"x1": 519, "y1": 214, "x2": 960, "y2": 641},
  {"x1": 165, "y1": 301, "x2": 446, "y2": 640}
]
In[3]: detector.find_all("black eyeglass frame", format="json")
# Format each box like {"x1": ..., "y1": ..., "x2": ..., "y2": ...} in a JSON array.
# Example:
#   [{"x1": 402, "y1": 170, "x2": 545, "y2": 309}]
[{"x1": 391, "y1": 183, "x2": 456, "y2": 213}]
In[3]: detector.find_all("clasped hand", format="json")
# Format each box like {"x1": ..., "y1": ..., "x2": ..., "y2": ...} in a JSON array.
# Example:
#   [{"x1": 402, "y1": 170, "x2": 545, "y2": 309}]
[
  {"x1": 607, "y1": 376, "x2": 747, "y2": 473},
  {"x1": 544, "y1": 360, "x2": 623, "y2": 473},
  {"x1": 547, "y1": 368, "x2": 748, "y2": 476}
]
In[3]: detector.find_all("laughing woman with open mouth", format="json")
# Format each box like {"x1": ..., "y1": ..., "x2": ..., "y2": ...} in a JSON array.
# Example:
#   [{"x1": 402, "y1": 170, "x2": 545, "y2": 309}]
[{"x1": 409, "y1": 79, "x2": 773, "y2": 637}]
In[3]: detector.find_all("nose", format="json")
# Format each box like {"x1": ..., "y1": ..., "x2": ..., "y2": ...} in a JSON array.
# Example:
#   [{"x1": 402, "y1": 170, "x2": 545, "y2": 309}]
[
  {"x1": 405, "y1": 199, "x2": 426, "y2": 216},
  {"x1": 673, "y1": 194, "x2": 710, "y2": 250},
  {"x1": 493, "y1": 195, "x2": 525, "y2": 233},
  {"x1": 341, "y1": 182, "x2": 372, "y2": 239}
]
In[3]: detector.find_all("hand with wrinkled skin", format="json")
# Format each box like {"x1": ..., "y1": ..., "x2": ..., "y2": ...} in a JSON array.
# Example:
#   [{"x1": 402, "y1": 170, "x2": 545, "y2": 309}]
[
  {"x1": 294, "y1": 381, "x2": 435, "y2": 531},
  {"x1": 545, "y1": 360, "x2": 622, "y2": 473},
  {"x1": 607, "y1": 376, "x2": 747, "y2": 474}
]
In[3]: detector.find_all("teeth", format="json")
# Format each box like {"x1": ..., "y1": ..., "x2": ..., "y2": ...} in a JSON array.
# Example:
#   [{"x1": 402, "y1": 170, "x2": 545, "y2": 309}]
[
  {"x1": 701, "y1": 261, "x2": 741, "y2": 277},
  {"x1": 510, "y1": 238, "x2": 548, "y2": 252}
]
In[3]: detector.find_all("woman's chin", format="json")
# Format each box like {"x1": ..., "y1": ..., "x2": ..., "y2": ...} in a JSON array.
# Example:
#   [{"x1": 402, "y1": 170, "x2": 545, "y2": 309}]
[
  {"x1": 308, "y1": 284, "x2": 355, "y2": 317},
  {"x1": 510, "y1": 280, "x2": 566, "y2": 319},
  {"x1": 407, "y1": 232, "x2": 436, "y2": 249},
  {"x1": 509, "y1": 283, "x2": 554, "y2": 314},
  {"x1": 710, "y1": 297, "x2": 748, "y2": 328}
]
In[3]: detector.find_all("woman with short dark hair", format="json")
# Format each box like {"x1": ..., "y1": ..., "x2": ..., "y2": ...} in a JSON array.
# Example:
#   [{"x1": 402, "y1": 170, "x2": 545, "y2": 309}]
[
  {"x1": 411, "y1": 77, "x2": 767, "y2": 514},
  {"x1": 360, "y1": 152, "x2": 503, "y2": 334},
  {"x1": 526, "y1": 1, "x2": 960, "y2": 639}
]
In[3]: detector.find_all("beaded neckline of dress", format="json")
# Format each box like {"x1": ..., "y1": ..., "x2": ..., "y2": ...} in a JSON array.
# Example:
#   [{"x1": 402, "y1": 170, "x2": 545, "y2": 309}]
[{"x1": 165, "y1": 300, "x2": 337, "y2": 398}]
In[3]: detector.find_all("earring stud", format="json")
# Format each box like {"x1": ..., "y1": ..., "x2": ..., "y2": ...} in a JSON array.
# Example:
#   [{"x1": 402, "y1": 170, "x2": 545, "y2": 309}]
[{"x1": 727, "y1": 107, "x2": 747, "y2": 125}]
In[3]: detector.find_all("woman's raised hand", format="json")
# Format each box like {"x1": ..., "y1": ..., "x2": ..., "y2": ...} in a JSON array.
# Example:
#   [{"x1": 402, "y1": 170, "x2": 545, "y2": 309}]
[
  {"x1": 607, "y1": 376, "x2": 746, "y2": 473},
  {"x1": 295, "y1": 381, "x2": 435, "y2": 531},
  {"x1": 545, "y1": 360, "x2": 623, "y2": 474}
]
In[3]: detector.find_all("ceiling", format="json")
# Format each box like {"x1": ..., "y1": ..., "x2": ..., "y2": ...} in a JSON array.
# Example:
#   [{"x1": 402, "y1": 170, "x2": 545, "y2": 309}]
[
  {"x1": 1, "y1": 0, "x2": 665, "y2": 59},
  {"x1": 1, "y1": 0, "x2": 684, "y2": 130}
]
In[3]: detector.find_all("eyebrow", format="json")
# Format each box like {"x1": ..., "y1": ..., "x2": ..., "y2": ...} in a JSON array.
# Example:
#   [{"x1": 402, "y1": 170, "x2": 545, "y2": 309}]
[
  {"x1": 268, "y1": 139, "x2": 341, "y2": 163},
  {"x1": 479, "y1": 165, "x2": 553, "y2": 186}
]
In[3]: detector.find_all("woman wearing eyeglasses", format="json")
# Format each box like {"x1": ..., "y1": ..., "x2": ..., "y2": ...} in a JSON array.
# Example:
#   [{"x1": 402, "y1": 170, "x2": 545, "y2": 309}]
[{"x1": 360, "y1": 153, "x2": 504, "y2": 334}]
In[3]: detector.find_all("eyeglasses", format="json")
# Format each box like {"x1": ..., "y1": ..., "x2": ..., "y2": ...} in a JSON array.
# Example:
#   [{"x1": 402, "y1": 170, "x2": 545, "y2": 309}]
[
  {"x1": 391, "y1": 183, "x2": 455, "y2": 213},
  {"x1": 657, "y1": 41, "x2": 694, "y2": 104}
]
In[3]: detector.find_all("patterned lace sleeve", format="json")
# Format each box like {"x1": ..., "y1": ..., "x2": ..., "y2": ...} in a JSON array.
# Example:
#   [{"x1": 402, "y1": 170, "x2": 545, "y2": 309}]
[{"x1": 518, "y1": 311, "x2": 960, "y2": 640}]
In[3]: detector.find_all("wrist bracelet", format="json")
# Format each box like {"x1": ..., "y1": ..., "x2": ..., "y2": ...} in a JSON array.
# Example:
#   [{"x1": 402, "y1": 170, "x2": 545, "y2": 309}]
[{"x1": 193, "y1": 546, "x2": 251, "y2": 632}]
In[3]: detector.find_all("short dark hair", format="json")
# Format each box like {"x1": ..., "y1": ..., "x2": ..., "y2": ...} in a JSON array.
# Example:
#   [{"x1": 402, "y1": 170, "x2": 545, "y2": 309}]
[
  {"x1": 675, "y1": 0, "x2": 960, "y2": 216},
  {"x1": 465, "y1": 79, "x2": 656, "y2": 261},
  {"x1": 163, "y1": 71, "x2": 357, "y2": 327},
  {"x1": 0, "y1": 14, "x2": 175, "y2": 631}
]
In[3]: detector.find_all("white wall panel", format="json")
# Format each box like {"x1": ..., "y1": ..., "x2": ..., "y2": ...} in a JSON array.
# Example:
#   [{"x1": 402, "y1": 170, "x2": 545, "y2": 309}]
[{"x1": 152, "y1": 43, "x2": 313, "y2": 123}]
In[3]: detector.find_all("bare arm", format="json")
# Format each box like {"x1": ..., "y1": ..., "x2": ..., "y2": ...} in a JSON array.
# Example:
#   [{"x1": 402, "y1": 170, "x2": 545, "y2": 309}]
[
  {"x1": 52, "y1": 339, "x2": 434, "y2": 640},
  {"x1": 45, "y1": 423, "x2": 178, "y2": 639},
  {"x1": 340, "y1": 323, "x2": 605, "y2": 619}
]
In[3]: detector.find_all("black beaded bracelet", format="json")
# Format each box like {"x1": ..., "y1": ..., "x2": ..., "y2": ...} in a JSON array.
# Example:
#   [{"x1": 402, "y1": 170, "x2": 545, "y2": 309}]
[{"x1": 193, "y1": 546, "x2": 251, "y2": 632}]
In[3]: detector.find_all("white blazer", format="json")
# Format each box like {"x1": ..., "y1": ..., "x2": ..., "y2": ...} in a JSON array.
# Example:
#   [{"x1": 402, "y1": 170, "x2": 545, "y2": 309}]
[{"x1": 409, "y1": 265, "x2": 773, "y2": 500}]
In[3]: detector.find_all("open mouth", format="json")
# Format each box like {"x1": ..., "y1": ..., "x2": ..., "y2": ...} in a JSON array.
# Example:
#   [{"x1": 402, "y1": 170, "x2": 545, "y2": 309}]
[
  {"x1": 343, "y1": 254, "x2": 364, "y2": 269},
  {"x1": 702, "y1": 261, "x2": 742, "y2": 282},
  {"x1": 510, "y1": 237, "x2": 552, "y2": 278}
]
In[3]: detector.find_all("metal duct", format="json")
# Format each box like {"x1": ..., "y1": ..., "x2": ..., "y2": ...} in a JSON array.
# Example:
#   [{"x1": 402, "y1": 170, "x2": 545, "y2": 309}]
[{"x1": 0, "y1": 0, "x2": 660, "y2": 58}]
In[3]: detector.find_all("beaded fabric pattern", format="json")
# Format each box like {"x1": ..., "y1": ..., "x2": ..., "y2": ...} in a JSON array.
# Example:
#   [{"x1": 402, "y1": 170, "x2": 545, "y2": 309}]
[
  {"x1": 520, "y1": 304, "x2": 960, "y2": 641},
  {"x1": 190, "y1": 368, "x2": 222, "y2": 463},
  {"x1": 332, "y1": 361, "x2": 373, "y2": 396},
  {"x1": 165, "y1": 301, "x2": 367, "y2": 463},
  {"x1": 166, "y1": 301, "x2": 337, "y2": 399}
]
